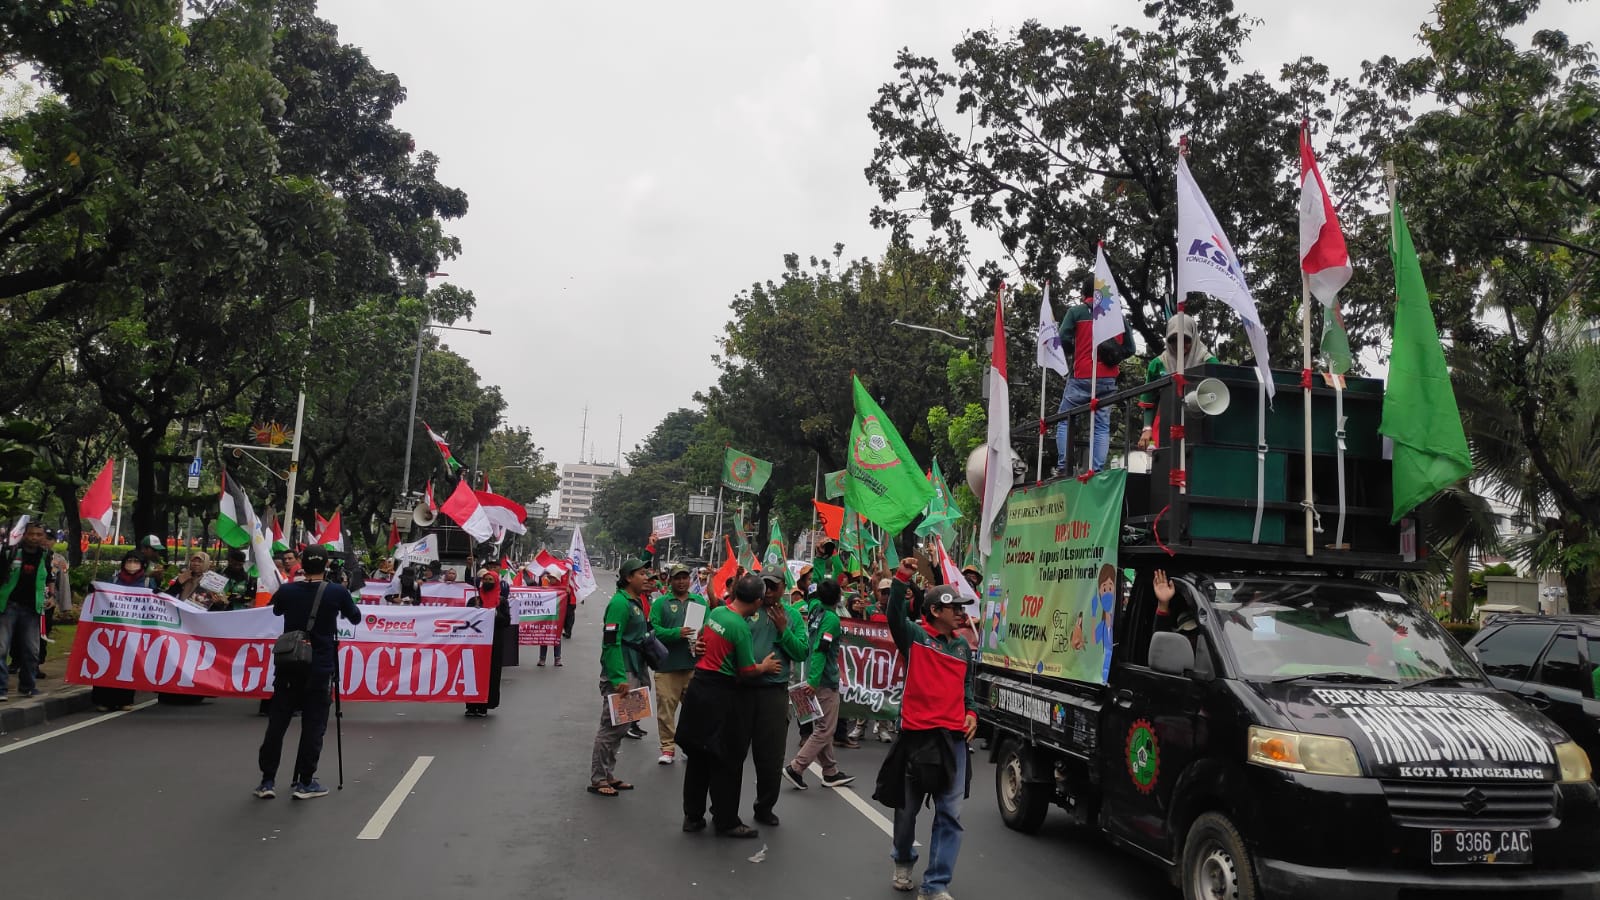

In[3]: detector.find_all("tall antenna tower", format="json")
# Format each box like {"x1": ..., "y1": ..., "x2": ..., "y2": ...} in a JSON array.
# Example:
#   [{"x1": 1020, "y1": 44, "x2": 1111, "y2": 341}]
[
  {"x1": 616, "y1": 415, "x2": 623, "y2": 468},
  {"x1": 578, "y1": 404, "x2": 589, "y2": 463}
]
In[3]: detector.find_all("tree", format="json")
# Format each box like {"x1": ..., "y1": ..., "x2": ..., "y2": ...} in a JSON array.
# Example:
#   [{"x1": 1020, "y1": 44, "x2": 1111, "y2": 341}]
[
  {"x1": 1369, "y1": 0, "x2": 1600, "y2": 609},
  {"x1": 864, "y1": 1, "x2": 1405, "y2": 369},
  {"x1": 590, "y1": 408, "x2": 709, "y2": 555}
]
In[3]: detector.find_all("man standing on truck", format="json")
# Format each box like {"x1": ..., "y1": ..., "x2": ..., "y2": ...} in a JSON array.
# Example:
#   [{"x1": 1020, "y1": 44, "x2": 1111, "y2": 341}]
[{"x1": 873, "y1": 556, "x2": 976, "y2": 899}]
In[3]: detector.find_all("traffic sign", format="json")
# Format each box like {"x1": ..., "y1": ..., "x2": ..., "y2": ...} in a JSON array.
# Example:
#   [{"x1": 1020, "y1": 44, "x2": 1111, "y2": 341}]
[{"x1": 188, "y1": 458, "x2": 203, "y2": 478}]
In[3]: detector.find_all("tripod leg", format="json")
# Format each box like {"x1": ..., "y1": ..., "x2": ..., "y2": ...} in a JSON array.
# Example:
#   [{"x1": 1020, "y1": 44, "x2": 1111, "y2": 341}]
[{"x1": 334, "y1": 651, "x2": 344, "y2": 791}]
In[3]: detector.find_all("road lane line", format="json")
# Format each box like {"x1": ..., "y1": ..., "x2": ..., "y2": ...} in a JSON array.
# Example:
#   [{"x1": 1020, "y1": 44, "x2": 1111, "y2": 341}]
[
  {"x1": 0, "y1": 699, "x2": 158, "y2": 755},
  {"x1": 357, "y1": 755, "x2": 434, "y2": 840},
  {"x1": 807, "y1": 762, "x2": 896, "y2": 838}
]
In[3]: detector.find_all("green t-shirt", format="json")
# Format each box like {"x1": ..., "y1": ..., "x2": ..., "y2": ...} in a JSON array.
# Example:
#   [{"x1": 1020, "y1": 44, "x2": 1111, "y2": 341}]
[
  {"x1": 600, "y1": 590, "x2": 650, "y2": 687},
  {"x1": 649, "y1": 592, "x2": 707, "y2": 672},
  {"x1": 698, "y1": 605, "x2": 760, "y2": 678},
  {"x1": 747, "y1": 601, "x2": 810, "y2": 686},
  {"x1": 805, "y1": 605, "x2": 843, "y2": 690}
]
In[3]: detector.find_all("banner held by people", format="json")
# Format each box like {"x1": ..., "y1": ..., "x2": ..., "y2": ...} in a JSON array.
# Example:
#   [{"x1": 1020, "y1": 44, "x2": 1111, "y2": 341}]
[{"x1": 509, "y1": 587, "x2": 563, "y2": 646}]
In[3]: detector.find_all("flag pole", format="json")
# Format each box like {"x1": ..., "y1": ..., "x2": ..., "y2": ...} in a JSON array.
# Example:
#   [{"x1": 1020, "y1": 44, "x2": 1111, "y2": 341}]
[
  {"x1": 810, "y1": 452, "x2": 819, "y2": 556},
  {"x1": 1301, "y1": 270, "x2": 1314, "y2": 557},
  {"x1": 1089, "y1": 313, "x2": 1099, "y2": 475},
  {"x1": 711, "y1": 485, "x2": 724, "y2": 567},
  {"x1": 1037, "y1": 282, "x2": 1048, "y2": 480}
]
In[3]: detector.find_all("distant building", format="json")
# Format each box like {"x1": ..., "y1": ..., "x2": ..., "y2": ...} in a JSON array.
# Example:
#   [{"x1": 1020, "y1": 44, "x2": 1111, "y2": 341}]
[{"x1": 556, "y1": 462, "x2": 622, "y2": 526}]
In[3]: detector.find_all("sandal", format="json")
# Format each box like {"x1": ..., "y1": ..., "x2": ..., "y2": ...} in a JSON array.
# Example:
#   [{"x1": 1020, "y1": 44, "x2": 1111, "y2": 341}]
[
  {"x1": 586, "y1": 783, "x2": 619, "y2": 797},
  {"x1": 606, "y1": 780, "x2": 635, "y2": 791}
]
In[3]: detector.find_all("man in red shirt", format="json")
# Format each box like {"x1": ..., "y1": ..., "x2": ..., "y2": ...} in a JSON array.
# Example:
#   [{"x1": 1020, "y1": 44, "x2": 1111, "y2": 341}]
[{"x1": 1054, "y1": 292, "x2": 1134, "y2": 475}]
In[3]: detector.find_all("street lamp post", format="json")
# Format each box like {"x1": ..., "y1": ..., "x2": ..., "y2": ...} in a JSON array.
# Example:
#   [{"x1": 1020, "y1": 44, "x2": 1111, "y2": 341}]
[{"x1": 399, "y1": 273, "x2": 494, "y2": 500}]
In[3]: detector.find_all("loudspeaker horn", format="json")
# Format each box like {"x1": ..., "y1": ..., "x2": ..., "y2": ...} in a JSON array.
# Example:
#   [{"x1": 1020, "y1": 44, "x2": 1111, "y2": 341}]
[
  {"x1": 1183, "y1": 378, "x2": 1231, "y2": 417},
  {"x1": 411, "y1": 502, "x2": 437, "y2": 527}
]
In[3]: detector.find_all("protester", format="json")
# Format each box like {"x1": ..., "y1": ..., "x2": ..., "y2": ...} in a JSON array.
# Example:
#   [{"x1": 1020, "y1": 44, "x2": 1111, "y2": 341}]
[
  {"x1": 961, "y1": 565, "x2": 982, "y2": 595},
  {"x1": 88, "y1": 550, "x2": 156, "y2": 710},
  {"x1": 0, "y1": 522, "x2": 51, "y2": 701},
  {"x1": 277, "y1": 549, "x2": 302, "y2": 583},
  {"x1": 784, "y1": 579, "x2": 853, "y2": 790},
  {"x1": 218, "y1": 549, "x2": 257, "y2": 610},
  {"x1": 561, "y1": 568, "x2": 579, "y2": 639},
  {"x1": 746, "y1": 570, "x2": 809, "y2": 826},
  {"x1": 166, "y1": 550, "x2": 218, "y2": 606},
  {"x1": 588, "y1": 556, "x2": 652, "y2": 797},
  {"x1": 466, "y1": 567, "x2": 511, "y2": 718},
  {"x1": 536, "y1": 571, "x2": 566, "y2": 667},
  {"x1": 41, "y1": 552, "x2": 71, "y2": 672},
  {"x1": 1137, "y1": 312, "x2": 1219, "y2": 450},
  {"x1": 254, "y1": 548, "x2": 361, "y2": 800},
  {"x1": 874, "y1": 557, "x2": 977, "y2": 897},
  {"x1": 139, "y1": 534, "x2": 168, "y2": 581},
  {"x1": 1054, "y1": 290, "x2": 1135, "y2": 475},
  {"x1": 811, "y1": 540, "x2": 846, "y2": 585},
  {"x1": 646, "y1": 564, "x2": 703, "y2": 764},
  {"x1": 676, "y1": 574, "x2": 780, "y2": 838}
]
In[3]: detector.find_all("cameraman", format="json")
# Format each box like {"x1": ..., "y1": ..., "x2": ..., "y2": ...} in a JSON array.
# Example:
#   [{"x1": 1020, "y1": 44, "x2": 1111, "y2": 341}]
[{"x1": 254, "y1": 547, "x2": 360, "y2": 801}]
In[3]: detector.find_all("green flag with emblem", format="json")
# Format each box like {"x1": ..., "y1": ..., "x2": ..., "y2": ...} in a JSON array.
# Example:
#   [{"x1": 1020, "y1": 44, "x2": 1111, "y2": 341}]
[
  {"x1": 823, "y1": 469, "x2": 848, "y2": 500},
  {"x1": 722, "y1": 448, "x2": 773, "y2": 495},
  {"x1": 844, "y1": 375, "x2": 935, "y2": 533}
]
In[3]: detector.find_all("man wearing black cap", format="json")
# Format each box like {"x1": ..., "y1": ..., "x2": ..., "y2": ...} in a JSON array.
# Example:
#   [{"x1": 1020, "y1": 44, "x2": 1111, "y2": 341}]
[
  {"x1": 874, "y1": 556, "x2": 977, "y2": 898},
  {"x1": 746, "y1": 569, "x2": 809, "y2": 825},
  {"x1": 254, "y1": 547, "x2": 361, "y2": 800},
  {"x1": 589, "y1": 555, "x2": 653, "y2": 796}
]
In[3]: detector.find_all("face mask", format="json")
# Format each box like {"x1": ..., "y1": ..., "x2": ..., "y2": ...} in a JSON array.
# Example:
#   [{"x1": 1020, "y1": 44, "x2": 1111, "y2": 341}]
[{"x1": 481, "y1": 580, "x2": 495, "y2": 589}]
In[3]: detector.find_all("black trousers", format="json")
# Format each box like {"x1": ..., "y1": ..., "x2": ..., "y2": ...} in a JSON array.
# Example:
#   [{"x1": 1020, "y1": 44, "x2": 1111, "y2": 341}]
[
  {"x1": 467, "y1": 623, "x2": 508, "y2": 714},
  {"x1": 679, "y1": 674, "x2": 752, "y2": 830},
  {"x1": 749, "y1": 686, "x2": 790, "y2": 817},
  {"x1": 257, "y1": 669, "x2": 332, "y2": 783}
]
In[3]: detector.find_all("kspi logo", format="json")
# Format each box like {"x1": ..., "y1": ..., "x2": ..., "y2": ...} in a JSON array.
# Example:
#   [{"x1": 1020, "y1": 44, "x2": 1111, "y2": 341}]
[
  {"x1": 1185, "y1": 237, "x2": 1242, "y2": 282},
  {"x1": 364, "y1": 615, "x2": 417, "y2": 636},
  {"x1": 434, "y1": 618, "x2": 484, "y2": 636}
]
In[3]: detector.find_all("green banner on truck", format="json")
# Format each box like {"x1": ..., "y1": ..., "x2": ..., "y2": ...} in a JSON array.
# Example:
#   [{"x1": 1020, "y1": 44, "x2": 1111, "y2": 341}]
[{"x1": 979, "y1": 470, "x2": 1125, "y2": 684}]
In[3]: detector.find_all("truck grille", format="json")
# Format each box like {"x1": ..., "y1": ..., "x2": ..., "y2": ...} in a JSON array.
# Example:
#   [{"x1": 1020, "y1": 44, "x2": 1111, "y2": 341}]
[{"x1": 1380, "y1": 780, "x2": 1556, "y2": 824}]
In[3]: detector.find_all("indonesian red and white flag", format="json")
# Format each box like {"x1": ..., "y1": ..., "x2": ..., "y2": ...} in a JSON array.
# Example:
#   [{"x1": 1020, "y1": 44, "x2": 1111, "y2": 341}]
[
  {"x1": 81, "y1": 458, "x2": 115, "y2": 539},
  {"x1": 931, "y1": 533, "x2": 979, "y2": 604},
  {"x1": 425, "y1": 480, "x2": 437, "y2": 513},
  {"x1": 474, "y1": 490, "x2": 528, "y2": 535},
  {"x1": 1299, "y1": 120, "x2": 1354, "y2": 374},
  {"x1": 441, "y1": 479, "x2": 493, "y2": 541},
  {"x1": 314, "y1": 510, "x2": 345, "y2": 552},
  {"x1": 979, "y1": 284, "x2": 1012, "y2": 558}
]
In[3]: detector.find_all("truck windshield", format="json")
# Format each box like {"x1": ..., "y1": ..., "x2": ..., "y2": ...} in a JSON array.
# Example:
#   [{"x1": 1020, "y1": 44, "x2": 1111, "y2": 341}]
[{"x1": 1210, "y1": 581, "x2": 1480, "y2": 685}]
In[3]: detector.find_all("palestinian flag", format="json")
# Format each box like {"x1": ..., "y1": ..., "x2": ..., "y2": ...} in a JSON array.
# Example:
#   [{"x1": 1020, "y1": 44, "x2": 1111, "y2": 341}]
[
  {"x1": 269, "y1": 514, "x2": 287, "y2": 553},
  {"x1": 423, "y1": 421, "x2": 463, "y2": 473},
  {"x1": 315, "y1": 510, "x2": 345, "y2": 552},
  {"x1": 217, "y1": 467, "x2": 256, "y2": 548}
]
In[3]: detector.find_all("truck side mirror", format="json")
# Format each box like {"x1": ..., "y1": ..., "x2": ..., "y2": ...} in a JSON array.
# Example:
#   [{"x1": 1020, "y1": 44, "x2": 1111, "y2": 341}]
[{"x1": 1150, "y1": 632, "x2": 1196, "y2": 677}]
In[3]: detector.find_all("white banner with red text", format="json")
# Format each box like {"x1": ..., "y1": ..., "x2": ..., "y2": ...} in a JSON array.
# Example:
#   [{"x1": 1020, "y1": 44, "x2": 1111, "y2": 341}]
[
  {"x1": 66, "y1": 583, "x2": 493, "y2": 702},
  {"x1": 510, "y1": 587, "x2": 562, "y2": 646}
]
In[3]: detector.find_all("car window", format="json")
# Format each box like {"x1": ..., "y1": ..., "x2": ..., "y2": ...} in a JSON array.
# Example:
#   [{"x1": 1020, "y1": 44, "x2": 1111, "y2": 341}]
[
  {"x1": 1473, "y1": 623, "x2": 1558, "y2": 682},
  {"x1": 1534, "y1": 631, "x2": 1587, "y2": 694}
]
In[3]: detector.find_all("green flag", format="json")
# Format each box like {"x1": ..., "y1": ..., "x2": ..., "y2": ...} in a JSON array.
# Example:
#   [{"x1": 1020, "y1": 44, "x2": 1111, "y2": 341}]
[
  {"x1": 844, "y1": 375, "x2": 936, "y2": 533},
  {"x1": 763, "y1": 521, "x2": 795, "y2": 588},
  {"x1": 1379, "y1": 200, "x2": 1472, "y2": 522},
  {"x1": 733, "y1": 509, "x2": 756, "y2": 568},
  {"x1": 823, "y1": 469, "x2": 848, "y2": 500},
  {"x1": 722, "y1": 448, "x2": 773, "y2": 495},
  {"x1": 915, "y1": 459, "x2": 962, "y2": 542}
]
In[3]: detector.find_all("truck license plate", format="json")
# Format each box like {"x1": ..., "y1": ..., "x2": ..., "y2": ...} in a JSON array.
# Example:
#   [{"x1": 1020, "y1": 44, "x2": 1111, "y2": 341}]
[{"x1": 1429, "y1": 829, "x2": 1532, "y2": 865}]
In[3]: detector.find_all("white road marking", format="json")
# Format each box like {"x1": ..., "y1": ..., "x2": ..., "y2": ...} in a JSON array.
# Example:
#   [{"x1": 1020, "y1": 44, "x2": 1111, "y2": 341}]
[
  {"x1": 807, "y1": 762, "x2": 898, "y2": 838},
  {"x1": 357, "y1": 755, "x2": 434, "y2": 840},
  {"x1": 0, "y1": 699, "x2": 157, "y2": 755}
]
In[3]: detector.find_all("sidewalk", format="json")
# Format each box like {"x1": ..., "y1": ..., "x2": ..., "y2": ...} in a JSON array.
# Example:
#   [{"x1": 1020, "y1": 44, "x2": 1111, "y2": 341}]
[{"x1": 1, "y1": 630, "x2": 98, "y2": 736}]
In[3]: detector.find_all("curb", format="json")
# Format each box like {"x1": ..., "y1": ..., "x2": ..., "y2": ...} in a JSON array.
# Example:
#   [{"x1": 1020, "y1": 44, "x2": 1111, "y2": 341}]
[{"x1": 0, "y1": 686, "x2": 95, "y2": 736}]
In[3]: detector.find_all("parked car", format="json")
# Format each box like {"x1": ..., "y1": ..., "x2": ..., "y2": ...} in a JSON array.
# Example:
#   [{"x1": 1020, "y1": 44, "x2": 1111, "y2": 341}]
[{"x1": 1467, "y1": 615, "x2": 1600, "y2": 779}]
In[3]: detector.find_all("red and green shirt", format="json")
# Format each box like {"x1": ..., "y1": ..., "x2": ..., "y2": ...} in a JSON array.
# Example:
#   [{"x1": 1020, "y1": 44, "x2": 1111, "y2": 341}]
[{"x1": 697, "y1": 605, "x2": 761, "y2": 678}]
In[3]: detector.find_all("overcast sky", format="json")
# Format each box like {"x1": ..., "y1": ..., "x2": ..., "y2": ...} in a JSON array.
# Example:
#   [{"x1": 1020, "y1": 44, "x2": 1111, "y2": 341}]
[{"x1": 316, "y1": 0, "x2": 1591, "y2": 473}]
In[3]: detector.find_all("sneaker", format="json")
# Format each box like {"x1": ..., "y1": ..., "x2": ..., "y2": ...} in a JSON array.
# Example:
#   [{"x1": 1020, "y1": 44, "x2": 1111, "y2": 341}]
[
  {"x1": 777, "y1": 759, "x2": 806, "y2": 787},
  {"x1": 892, "y1": 862, "x2": 915, "y2": 892},
  {"x1": 834, "y1": 736, "x2": 861, "y2": 750},
  {"x1": 657, "y1": 751, "x2": 675, "y2": 765},
  {"x1": 554, "y1": 660, "x2": 564, "y2": 667},
  {"x1": 821, "y1": 770, "x2": 856, "y2": 788},
  {"x1": 292, "y1": 779, "x2": 329, "y2": 799},
  {"x1": 917, "y1": 892, "x2": 954, "y2": 900},
  {"x1": 625, "y1": 725, "x2": 646, "y2": 740},
  {"x1": 0, "y1": 694, "x2": 7, "y2": 703},
  {"x1": 253, "y1": 779, "x2": 276, "y2": 799}
]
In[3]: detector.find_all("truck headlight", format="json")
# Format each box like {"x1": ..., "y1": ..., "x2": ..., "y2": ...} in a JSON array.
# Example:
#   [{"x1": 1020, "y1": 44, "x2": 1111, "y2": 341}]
[
  {"x1": 1555, "y1": 741, "x2": 1592, "y2": 784},
  {"x1": 1247, "y1": 726, "x2": 1363, "y2": 777}
]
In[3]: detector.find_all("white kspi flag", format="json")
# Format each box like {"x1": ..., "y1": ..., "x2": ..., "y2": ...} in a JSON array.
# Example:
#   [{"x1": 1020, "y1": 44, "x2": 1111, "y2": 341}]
[
  {"x1": 568, "y1": 525, "x2": 599, "y2": 597},
  {"x1": 1090, "y1": 243, "x2": 1129, "y2": 349},
  {"x1": 1035, "y1": 284, "x2": 1068, "y2": 375},
  {"x1": 1175, "y1": 154, "x2": 1275, "y2": 397}
]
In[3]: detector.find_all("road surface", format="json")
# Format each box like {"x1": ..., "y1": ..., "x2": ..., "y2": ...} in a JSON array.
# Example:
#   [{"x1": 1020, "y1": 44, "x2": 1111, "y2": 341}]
[{"x1": 0, "y1": 575, "x2": 1172, "y2": 899}]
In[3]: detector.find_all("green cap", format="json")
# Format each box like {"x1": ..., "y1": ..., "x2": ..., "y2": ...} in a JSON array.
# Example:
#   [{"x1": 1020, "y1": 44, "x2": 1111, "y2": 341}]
[
  {"x1": 669, "y1": 563, "x2": 691, "y2": 577},
  {"x1": 619, "y1": 557, "x2": 648, "y2": 578}
]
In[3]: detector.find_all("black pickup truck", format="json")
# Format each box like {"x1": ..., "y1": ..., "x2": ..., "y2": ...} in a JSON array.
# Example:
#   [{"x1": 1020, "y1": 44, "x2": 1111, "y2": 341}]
[{"x1": 978, "y1": 566, "x2": 1600, "y2": 900}]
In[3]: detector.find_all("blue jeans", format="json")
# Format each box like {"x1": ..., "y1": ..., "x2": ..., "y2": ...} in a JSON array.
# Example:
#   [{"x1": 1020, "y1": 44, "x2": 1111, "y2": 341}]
[
  {"x1": 0, "y1": 602, "x2": 40, "y2": 696},
  {"x1": 891, "y1": 731, "x2": 967, "y2": 894},
  {"x1": 1055, "y1": 376, "x2": 1116, "y2": 473}
]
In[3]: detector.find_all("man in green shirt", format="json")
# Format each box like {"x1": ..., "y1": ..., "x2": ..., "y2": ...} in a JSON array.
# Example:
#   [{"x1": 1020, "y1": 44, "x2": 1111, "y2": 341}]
[
  {"x1": 649, "y1": 563, "x2": 705, "y2": 765},
  {"x1": 812, "y1": 540, "x2": 847, "y2": 585},
  {"x1": 785, "y1": 579, "x2": 853, "y2": 789},
  {"x1": 678, "y1": 575, "x2": 780, "y2": 838},
  {"x1": 747, "y1": 570, "x2": 811, "y2": 826},
  {"x1": 589, "y1": 557, "x2": 653, "y2": 797}
]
